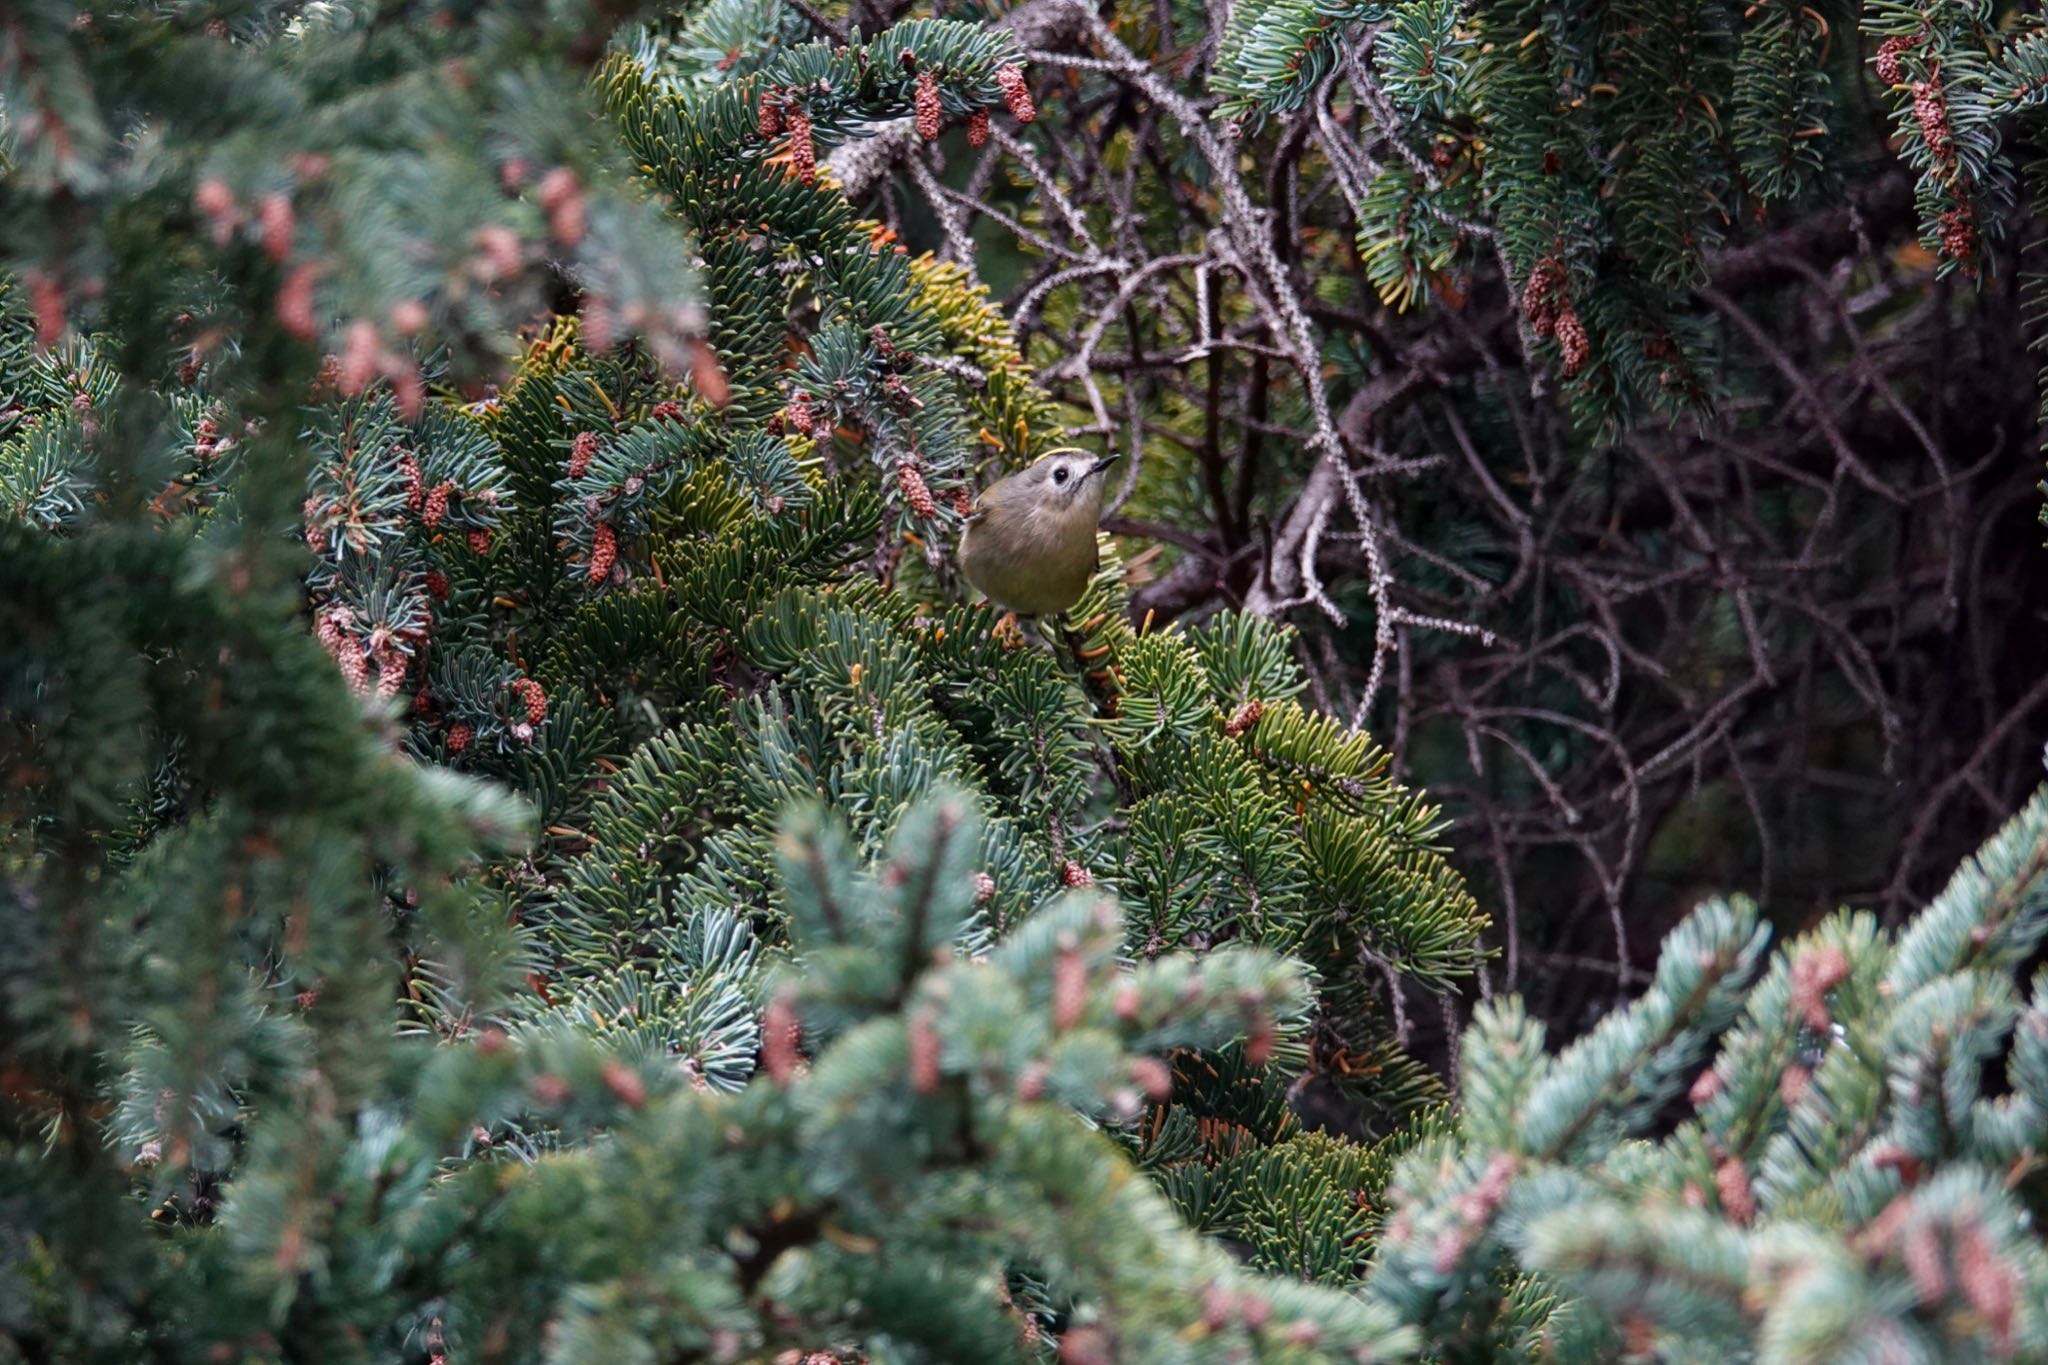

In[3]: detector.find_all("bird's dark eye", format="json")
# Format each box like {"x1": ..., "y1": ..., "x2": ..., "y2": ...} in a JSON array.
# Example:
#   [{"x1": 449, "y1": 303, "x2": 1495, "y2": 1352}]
[{"x1": 1053, "y1": 466, "x2": 1069, "y2": 485}]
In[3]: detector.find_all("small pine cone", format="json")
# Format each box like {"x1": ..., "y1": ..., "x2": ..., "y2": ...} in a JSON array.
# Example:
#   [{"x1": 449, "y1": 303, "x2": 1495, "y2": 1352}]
[
  {"x1": 1787, "y1": 942, "x2": 1850, "y2": 1031},
  {"x1": 277, "y1": 264, "x2": 319, "y2": 342},
  {"x1": 870, "y1": 324, "x2": 896, "y2": 361},
  {"x1": 425, "y1": 569, "x2": 449, "y2": 600},
  {"x1": 1061, "y1": 860, "x2": 1092, "y2": 888},
  {"x1": 1688, "y1": 1066, "x2": 1723, "y2": 1108},
  {"x1": 581, "y1": 294, "x2": 616, "y2": 354},
  {"x1": 25, "y1": 271, "x2": 64, "y2": 348},
  {"x1": 389, "y1": 298, "x2": 429, "y2": 335},
  {"x1": 758, "y1": 88, "x2": 784, "y2": 138},
  {"x1": 374, "y1": 647, "x2": 408, "y2": 698},
  {"x1": 194, "y1": 176, "x2": 235, "y2": 222},
  {"x1": 337, "y1": 643, "x2": 370, "y2": 694},
  {"x1": 1957, "y1": 1225, "x2": 2018, "y2": 1350},
  {"x1": 303, "y1": 507, "x2": 327, "y2": 554},
  {"x1": 400, "y1": 454, "x2": 424, "y2": 513},
  {"x1": 258, "y1": 193, "x2": 295, "y2": 263},
  {"x1": 600, "y1": 1059, "x2": 646, "y2": 1110},
  {"x1": 1714, "y1": 1155, "x2": 1756, "y2": 1225},
  {"x1": 474, "y1": 224, "x2": 522, "y2": 280},
  {"x1": 511, "y1": 677, "x2": 548, "y2": 725},
  {"x1": 915, "y1": 69, "x2": 943, "y2": 141},
  {"x1": 1051, "y1": 946, "x2": 1087, "y2": 1031},
  {"x1": 588, "y1": 522, "x2": 618, "y2": 584},
  {"x1": 537, "y1": 166, "x2": 585, "y2": 246},
  {"x1": 313, "y1": 605, "x2": 349, "y2": 657},
  {"x1": 569, "y1": 430, "x2": 598, "y2": 478},
  {"x1": 337, "y1": 319, "x2": 381, "y2": 397},
  {"x1": 1223, "y1": 698, "x2": 1264, "y2": 736},
  {"x1": 467, "y1": 528, "x2": 491, "y2": 556},
  {"x1": 412, "y1": 688, "x2": 434, "y2": 716},
  {"x1": 195, "y1": 177, "x2": 237, "y2": 246},
  {"x1": 1938, "y1": 204, "x2": 1979, "y2": 269},
  {"x1": 973, "y1": 871, "x2": 996, "y2": 905},
  {"x1": 967, "y1": 107, "x2": 990, "y2": 147},
  {"x1": 786, "y1": 390, "x2": 816, "y2": 437},
  {"x1": 1129, "y1": 1055, "x2": 1172, "y2": 1100},
  {"x1": 995, "y1": 64, "x2": 1034, "y2": 124},
  {"x1": 446, "y1": 722, "x2": 473, "y2": 753},
  {"x1": 1522, "y1": 257, "x2": 1566, "y2": 336},
  {"x1": 1778, "y1": 1063, "x2": 1811, "y2": 1105},
  {"x1": 788, "y1": 107, "x2": 816, "y2": 184},
  {"x1": 422, "y1": 481, "x2": 453, "y2": 530},
  {"x1": 650, "y1": 400, "x2": 684, "y2": 423},
  {"x1": 762, "y1": 996, "x2": 801, "y2": 1085},
  {"x1": 896, "y1": 461, "x2": 937, "y2": 518},
  {"x1": 1911, "y1": 78, "x2": 1953, "y2": 161},
  {"x1": 1874, "y1": 34, "x2": 1917, "y2": 87},
  {"x1": 908, "y1": 1010, "x2": 942, "y2": 1094},
  {"x1": 1554, "y1": 306, "x2": 1590, "y2": 378},
  {"x1": 949, "y1": 486, "x2": 975, "y2": 517}
]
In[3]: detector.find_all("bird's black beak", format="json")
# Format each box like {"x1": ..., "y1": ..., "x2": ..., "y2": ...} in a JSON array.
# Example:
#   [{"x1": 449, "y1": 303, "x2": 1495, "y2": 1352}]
[{"x1": 1091, "y1": 454, "x2": 1121, "y2": 475}]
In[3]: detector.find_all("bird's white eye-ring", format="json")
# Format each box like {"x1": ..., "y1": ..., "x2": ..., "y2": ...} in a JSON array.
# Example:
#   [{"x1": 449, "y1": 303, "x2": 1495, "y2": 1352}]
[{"x1": 1053, "y1": 465, "x2": 1070, "y2": 485}]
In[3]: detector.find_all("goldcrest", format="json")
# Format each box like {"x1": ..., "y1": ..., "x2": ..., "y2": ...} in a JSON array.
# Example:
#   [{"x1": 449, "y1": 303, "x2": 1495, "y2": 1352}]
[{"x1": 959, "y1": 448, "x2": 1119, "y2": 618}]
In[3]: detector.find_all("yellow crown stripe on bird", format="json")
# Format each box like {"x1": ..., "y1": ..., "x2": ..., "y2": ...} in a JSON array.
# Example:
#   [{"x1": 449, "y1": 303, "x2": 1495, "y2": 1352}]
[{"x1": 959, "y1": 448, "x2": 1119, "y2": 619}]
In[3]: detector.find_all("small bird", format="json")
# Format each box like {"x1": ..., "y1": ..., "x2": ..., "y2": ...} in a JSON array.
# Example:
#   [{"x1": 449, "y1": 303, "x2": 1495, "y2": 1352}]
[{"x1": 959, "y1": 448, "x2": 1119, "y2": 619}]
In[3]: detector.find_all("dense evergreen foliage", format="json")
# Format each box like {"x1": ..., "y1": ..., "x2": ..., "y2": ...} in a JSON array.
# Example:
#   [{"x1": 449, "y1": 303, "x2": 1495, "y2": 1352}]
[{"x1": 6, "y1": 1, "x2": 2048, "y2": 1361}]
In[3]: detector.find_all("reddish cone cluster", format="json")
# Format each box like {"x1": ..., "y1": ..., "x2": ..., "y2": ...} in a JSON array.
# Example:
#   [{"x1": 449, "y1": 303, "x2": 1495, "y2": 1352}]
[
  {"x1": 1223, "y1": 699, "x2": 1264, "y2": 736},
  {"x1": 1911, "y1": 76, "x2": 1954, "y2": 161},
  {"x1": 896, "y1": 461, "x2": 937, "y2": 518},
  {"x1": 967, "y1": 108, "x2": 990, "y2": 147},
  {"x1": 467, "y1": 528, "x2": 491, "y2": 555},
  {"x1": 1787, "y1": 942, "x2": 1850, "y2": 1031},
  {"x1": 973, "y1": 871, "x2": 996, "y2": 905},
  {"x1": 569, "y1": 430, "x2": 598, "y2": 478},
  {"x1": 536, "y1": 166, "x2": 585, "y2": 246},
  {"x1": 195, "y1": 178, "x2": 238, "y2": 246},
  {"x1": 1061, "y1": 860, "x2": 1092, "y2": 887},
  {"x1": 337, "y1": 320, "x2": 381, "y2": 396},
  {"x1": 908, "y1": 1010, "x2": 942, "y2": 1094},
  {"x1": 785, "y1": 390, "x2": 818, "y2": 438},
  {"x1": 1051, "y1": 946, "x2": 1087, "y2": 1031},
  {"x1": 314, "y1": 606, "x2": 361, "y2": 690},
  {"x1": 588, "y1": 522, "x2": 618, "y2": 584},
  {"x1": 277, "y1": 264, "x2": 319, "y2": 341},
  {"x1": 1427, "y1": 1152, "x2": 1518, "y2": 1274},
  {"x1": 996, "y1": 65, "x2": 1034, "y2": 123},
  {"x1": 789, "y1": 107, "x2": 816, "y2": 184},
  {"x1": 758, "y1": 88, "x2": 784, "y2": 138},
  {"x1": 1554, "y1": 307, "x2": 1590, "y2": 378},
  {"x1": 258, "y1": 193, "x2": 295, "y2": 263},
  {"x1": 600, "y1": 1059, "x2": 646, "y2": 1109},
  {"x1": 1714, "y1": 1155, "x2": 1756, "y2": 1224},
  {"x1": 1875, "y1": 33, "x2": 1921, "y2": 86},
  {"x1": 915, "y1": 69, "x2": 943, "y2": 140},
  {"x1": 399, "y1": 453, "x2": 425, "y2": 514},
  {"x1": 446, "y1": 722, "x2": 473, "y2": 753},
  {"x1": 302, "y1": 495, "x2": 329, "y2": 552},
  {"x1": 1938, "y1": 204, "x2": 1980, "y2": 275},
  {"x1": 1522, "y1": 257, "x2": 1567, "y2": 335},
  {"x1": 422, "y1": 481, "x2": 453, "y2": 530},
  {"x1": 510, "y1": 677, "x2": 548, "y2": 726},
  {"x1": 762, "y1": 997, "x2": 801, "y2": 1084},
  {"x1": 650, "y1": 400, "x2": 684, "y2": 422}
]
